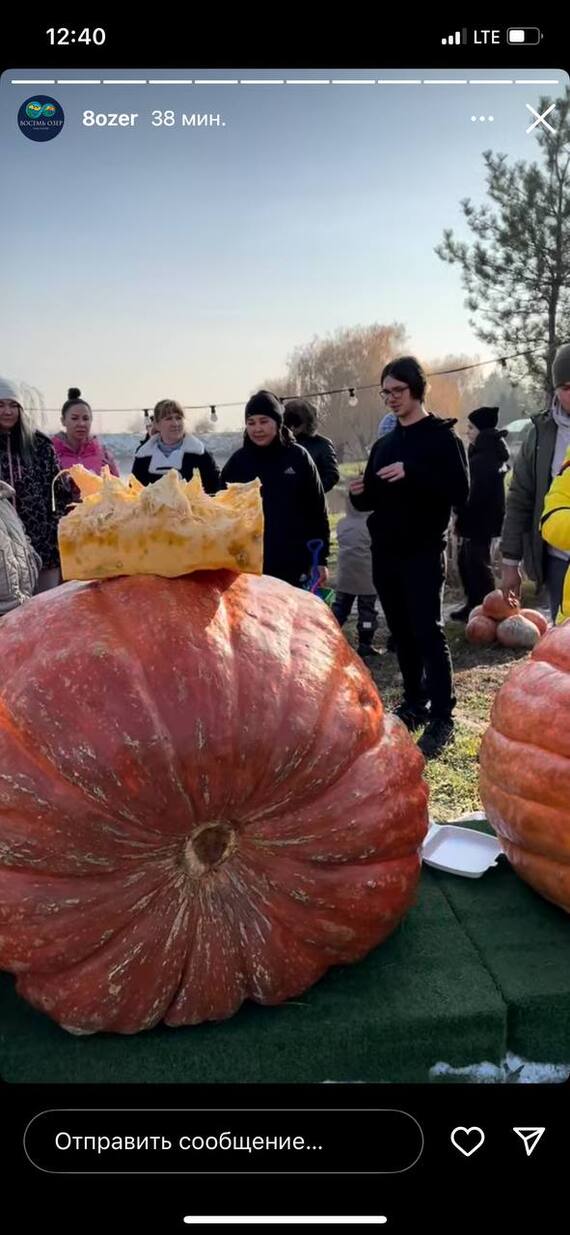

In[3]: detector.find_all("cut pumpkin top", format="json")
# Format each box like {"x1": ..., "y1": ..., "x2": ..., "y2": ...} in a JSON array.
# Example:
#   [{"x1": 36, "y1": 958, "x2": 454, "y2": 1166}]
[{"x1": 57, "y1": 465, "x2": 264, "y2": 581}]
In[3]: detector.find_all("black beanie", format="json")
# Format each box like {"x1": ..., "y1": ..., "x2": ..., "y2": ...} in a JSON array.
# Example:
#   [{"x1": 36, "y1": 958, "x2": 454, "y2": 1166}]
[
  {"x1": 468, "y1": 406, "x2": 499, "y2": 431},
  {"x1": 245, "y1": 390, "x2": 283, "y2": 426}
]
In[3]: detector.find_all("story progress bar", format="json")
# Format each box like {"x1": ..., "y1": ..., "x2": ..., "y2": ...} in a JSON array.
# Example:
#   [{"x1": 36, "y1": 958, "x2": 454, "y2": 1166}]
[{"x1": 9, "y1": 78, "x2": 561, "y2": 88}]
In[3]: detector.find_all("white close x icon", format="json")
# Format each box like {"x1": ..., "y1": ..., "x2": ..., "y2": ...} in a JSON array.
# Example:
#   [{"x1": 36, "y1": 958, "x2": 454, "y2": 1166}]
[{"x1": 525, "y1": 102, "x2": 557, "y2": 134}]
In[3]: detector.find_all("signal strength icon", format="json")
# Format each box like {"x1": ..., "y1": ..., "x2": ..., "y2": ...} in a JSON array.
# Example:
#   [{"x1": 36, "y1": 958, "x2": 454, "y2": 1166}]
[{"x1": 442, "y1": 30, "x2": 468, "y2": 45}]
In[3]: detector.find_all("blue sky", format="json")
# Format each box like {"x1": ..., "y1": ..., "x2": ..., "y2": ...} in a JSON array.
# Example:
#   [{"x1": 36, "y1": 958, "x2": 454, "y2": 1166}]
[{"x1": 1, "y1": 67, "x2": 567, "y2": 430}]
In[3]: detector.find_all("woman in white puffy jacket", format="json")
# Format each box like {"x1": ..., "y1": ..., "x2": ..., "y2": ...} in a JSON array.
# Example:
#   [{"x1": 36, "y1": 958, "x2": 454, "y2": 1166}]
[{"x1": 0, "y1": 480, "x2": 41, "y2": 615}]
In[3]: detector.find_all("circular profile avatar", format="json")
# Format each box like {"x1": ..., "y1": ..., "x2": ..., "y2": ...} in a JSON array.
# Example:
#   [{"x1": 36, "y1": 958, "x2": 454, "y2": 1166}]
[{"x1": 18, "y1": 95, "x2": 64, "y2": 142}]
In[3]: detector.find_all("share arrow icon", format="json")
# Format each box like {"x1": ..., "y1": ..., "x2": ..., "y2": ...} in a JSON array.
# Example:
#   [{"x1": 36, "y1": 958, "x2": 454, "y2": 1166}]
[{"x1": 513, "y1": 1127, "x2": 546, "y2": 1156}]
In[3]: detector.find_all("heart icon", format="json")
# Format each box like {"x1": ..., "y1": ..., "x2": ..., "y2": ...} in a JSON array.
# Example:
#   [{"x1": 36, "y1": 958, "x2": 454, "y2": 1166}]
[{"x1": 451, "y1": 1126, "x2": 485, "y2": 1157}]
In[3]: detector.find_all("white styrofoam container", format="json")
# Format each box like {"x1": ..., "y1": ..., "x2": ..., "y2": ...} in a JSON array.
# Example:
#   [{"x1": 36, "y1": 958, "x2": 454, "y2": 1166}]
[{"x1": 422, "y1": 821, "x2": 502, "y2": 878}]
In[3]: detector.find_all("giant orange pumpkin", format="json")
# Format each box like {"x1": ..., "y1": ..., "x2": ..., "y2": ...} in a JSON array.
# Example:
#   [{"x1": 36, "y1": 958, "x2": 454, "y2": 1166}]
[
  {"x1": 0, "y1": 572, "x2": 428, "y2": 1034},
  {"x1": 480, "y1": 621, "x2": 570, "y2": 912}
]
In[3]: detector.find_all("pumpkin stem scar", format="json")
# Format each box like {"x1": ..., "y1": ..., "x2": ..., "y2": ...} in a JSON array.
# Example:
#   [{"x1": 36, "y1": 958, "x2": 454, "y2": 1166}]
[{"x1": 183, "y1": 822, "x2": 237, "y2": 876}]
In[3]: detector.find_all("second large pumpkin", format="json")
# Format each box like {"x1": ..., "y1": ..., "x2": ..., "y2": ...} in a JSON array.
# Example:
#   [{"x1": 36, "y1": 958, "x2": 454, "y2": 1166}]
[{"x1": 479, "y1": 621, "x2": 570, "y2": 912}]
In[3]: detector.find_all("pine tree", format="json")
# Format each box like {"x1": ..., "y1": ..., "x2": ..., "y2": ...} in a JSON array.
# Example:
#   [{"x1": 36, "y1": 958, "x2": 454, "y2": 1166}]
[{"x1": 437, "y1": 88, "x2": 570, "y2": 396}]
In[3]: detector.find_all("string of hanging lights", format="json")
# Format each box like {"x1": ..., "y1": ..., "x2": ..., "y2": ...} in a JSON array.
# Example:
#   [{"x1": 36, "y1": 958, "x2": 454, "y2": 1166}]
[{"x1": 37, "y1": 345, "x2": 544, "y2": 422}]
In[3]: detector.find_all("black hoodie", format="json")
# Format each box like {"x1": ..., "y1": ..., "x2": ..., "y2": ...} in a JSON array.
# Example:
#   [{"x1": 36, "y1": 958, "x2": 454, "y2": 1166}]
[
  {"x1": 455, "y1": 428, "x2": 510, "y2": 540},
  {"x1": 284, "y1": 401, "x2": 340, "y2": 492},
  {"x1": 221, "y1": 435, "x2": 330, "y2": 585},
  {"x1": 294, "y1": 432, "x2": 340, "y2": 492},
  {"x1": 350, "y1": 413, "x2": 469, "y2": 554}
]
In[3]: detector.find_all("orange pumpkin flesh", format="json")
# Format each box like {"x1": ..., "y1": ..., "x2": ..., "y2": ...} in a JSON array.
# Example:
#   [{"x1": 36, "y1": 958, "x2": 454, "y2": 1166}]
[
  {"x1": 0, "y1": 572, "x2": 428, "y2": 1034},
  {"x1": 480, "y1": 622, "x2": 570, "y2": 912}
]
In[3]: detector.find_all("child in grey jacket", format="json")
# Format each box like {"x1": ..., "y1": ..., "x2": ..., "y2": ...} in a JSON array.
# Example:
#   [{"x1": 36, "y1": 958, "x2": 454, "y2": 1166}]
[{"x1": 332, "y1": 499, "x2": 380, "y2": 659}]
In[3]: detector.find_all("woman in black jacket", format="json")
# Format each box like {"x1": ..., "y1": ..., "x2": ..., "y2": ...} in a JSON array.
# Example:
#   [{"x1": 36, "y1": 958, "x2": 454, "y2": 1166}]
[
  {"x1": 221, "y1": 390, "x2": 330, "y2": 587},
  {"x1": 132, "y1": 399, "x2": 222, "y2": 493},
  {"x1": 451, "y1": 406, "x2": 510, "y2": 620}
]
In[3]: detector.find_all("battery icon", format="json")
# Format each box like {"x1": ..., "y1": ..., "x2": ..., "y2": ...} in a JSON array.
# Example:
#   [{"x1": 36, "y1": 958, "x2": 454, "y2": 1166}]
[{"x1": 507, "y1": 27, "x2": 542, "y2": 44}]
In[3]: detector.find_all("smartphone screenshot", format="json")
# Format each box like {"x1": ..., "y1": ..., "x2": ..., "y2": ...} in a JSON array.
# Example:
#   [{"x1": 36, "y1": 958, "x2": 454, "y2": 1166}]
[{"x1": 1, "y1": 17, "x2": 568, "y2": 1232}]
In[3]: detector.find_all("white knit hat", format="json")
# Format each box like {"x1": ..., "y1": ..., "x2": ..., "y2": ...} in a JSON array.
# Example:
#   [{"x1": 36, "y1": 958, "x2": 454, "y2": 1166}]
[{"x1": 0, "y1": 377, "x2": 23, "y2": 406}]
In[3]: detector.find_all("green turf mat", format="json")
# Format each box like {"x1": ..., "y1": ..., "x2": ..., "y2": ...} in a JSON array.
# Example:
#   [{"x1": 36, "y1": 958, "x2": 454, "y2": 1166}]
[
  {"x1": 432, "y1": 855, "x2": 570, "y2": 1064},
  {"x1": 0, "y1": 874, "x2": 505, "y2": 1085}
]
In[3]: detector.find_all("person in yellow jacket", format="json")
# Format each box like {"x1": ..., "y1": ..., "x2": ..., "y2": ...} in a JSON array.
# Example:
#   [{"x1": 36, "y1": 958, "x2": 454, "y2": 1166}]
[{"x1": 540, "y1": 445, "x2": 570, "y2": 622}]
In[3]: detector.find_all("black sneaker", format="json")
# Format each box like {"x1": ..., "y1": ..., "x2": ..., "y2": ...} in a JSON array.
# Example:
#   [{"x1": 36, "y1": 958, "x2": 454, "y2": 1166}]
[
  {"x1": 358, "y1": 644, "x2": 382, "y2": 659},
  {"x1": 417, "y1": 717, "x2": 455, "y2": 759},
  {"x1": 449, "y1": 605, "x2": 471, "y2": 622},
  {"x1": 394, "y1": 701, "x2": 430, "y2": 731}
]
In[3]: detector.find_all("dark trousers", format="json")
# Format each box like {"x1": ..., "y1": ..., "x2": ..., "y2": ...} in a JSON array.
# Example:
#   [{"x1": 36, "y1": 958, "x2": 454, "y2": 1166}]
[
  {"x1": 457, "y1": 538, "x2": 495, "y2": 610},
  {"x1": 545, "y1": 555, "x2": 568, "y2": 622},
  {"x1": 332, "y1": 592, "x2": 378, "y2": 644},
  {"x1": 372, "y1": 548, "x2": 456, "y2": 718}
]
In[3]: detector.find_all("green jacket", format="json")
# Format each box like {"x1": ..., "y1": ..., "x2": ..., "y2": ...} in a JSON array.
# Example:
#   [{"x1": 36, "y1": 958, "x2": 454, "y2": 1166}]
[{"x1": 500, "y1": 411, "x2": 556, "y2": 588}]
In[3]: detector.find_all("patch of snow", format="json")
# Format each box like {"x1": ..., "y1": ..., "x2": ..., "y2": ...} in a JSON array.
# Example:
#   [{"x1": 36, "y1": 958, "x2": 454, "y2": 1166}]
[
  {"x1": 323, "y1": 1054, "x2": 570, "y2": 1084},
  {"x1": 430, "y1": 1055, "x2": 570, "y2": 1083}
]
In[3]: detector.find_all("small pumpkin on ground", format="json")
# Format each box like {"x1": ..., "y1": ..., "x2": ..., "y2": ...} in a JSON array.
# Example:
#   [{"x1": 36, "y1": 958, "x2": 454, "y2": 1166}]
[
  {"x1": 482, "y1": 589, "x2": 520, "y2": 621},
  {"x1": 520, "y1": 608, "x2": 549, "y2": 636},
  {"x1": 480, "y1": 621, "x2": 570, "y2": 913},
  {"x1": 467, "y1": 592, "x2": 548, "y2": 649},
  {"x1": 466, "y1": 614, "x2": 497, "y2": 645},
  {"x1": 496, "y1": 614, "x2": 541, "y2": 650}
]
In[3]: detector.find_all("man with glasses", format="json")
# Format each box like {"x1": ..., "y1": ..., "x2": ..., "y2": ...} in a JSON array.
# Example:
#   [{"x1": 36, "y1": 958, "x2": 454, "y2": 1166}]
[
  {"x1": 349, "y1": 356, "x2": 469, "y2": 759},
  {"x1": 501, "y1": 343, "x2": 570, "y2": 621}
]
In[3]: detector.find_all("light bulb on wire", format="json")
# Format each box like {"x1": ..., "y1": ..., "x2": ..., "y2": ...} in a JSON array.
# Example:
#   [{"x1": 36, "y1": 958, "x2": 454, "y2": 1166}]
[
  {"x1": 348, "y1": 388, "x2": 358, "y2": 408},
  {"x1": 210, "y1": 405, "x2": 218, "y2": 423}
]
